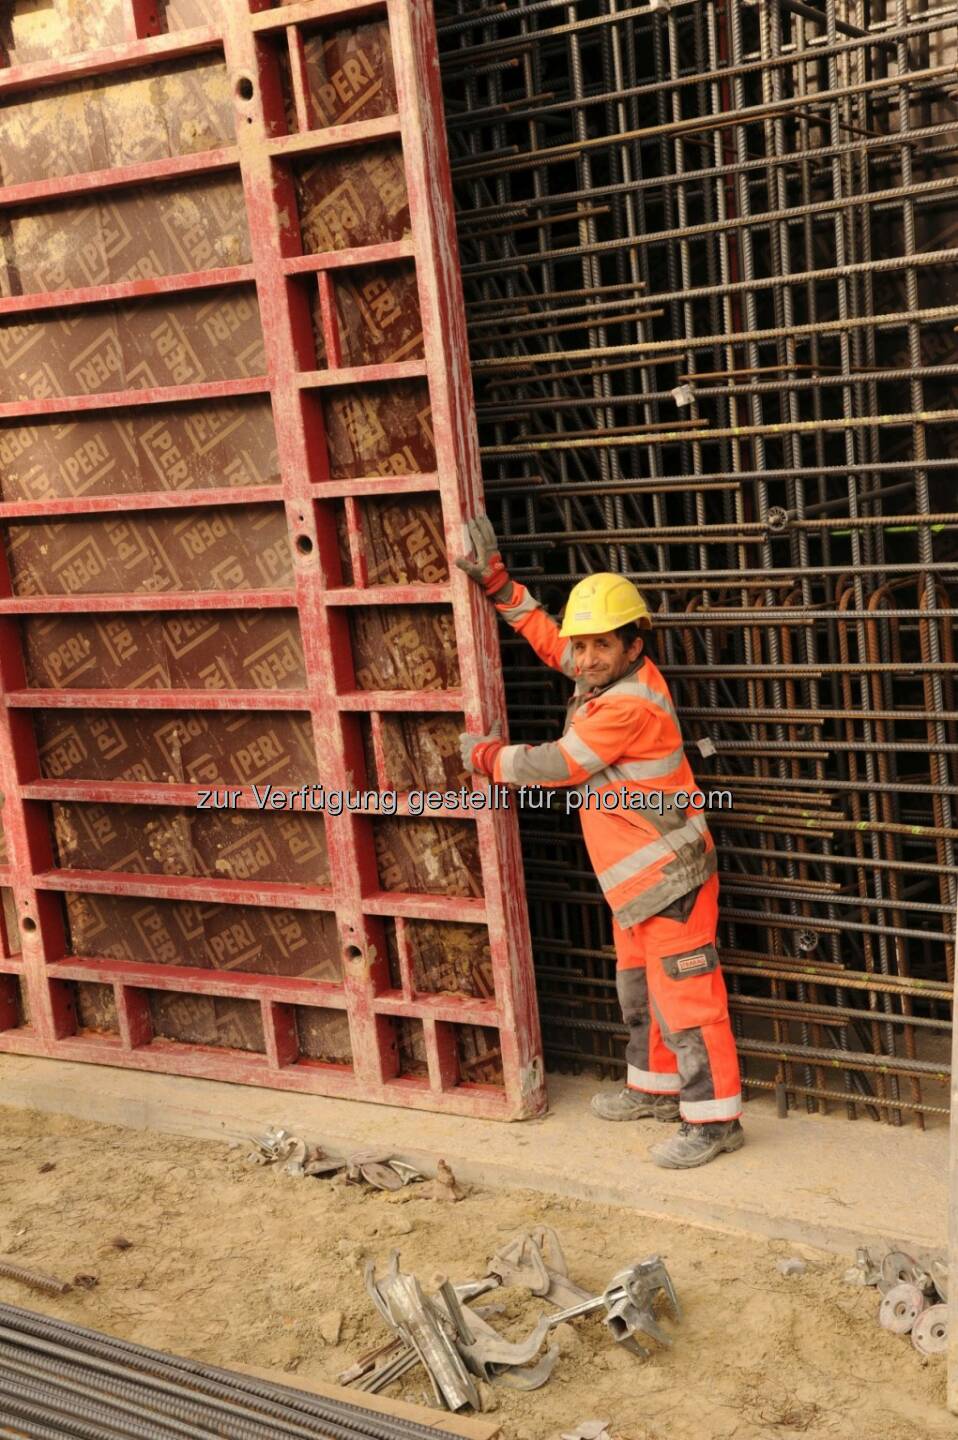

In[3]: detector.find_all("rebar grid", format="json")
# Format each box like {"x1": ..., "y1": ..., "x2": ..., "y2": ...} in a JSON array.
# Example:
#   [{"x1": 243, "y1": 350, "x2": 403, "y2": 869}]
[{"x1": 438, "y1": 0, "x2": 958, "y2": 1124}]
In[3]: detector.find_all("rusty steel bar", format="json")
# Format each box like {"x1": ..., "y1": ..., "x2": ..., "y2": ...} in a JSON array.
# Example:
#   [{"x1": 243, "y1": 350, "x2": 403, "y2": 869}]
[{"x1": 441, "y1": 0, "x2": 958, "y2": 1123}]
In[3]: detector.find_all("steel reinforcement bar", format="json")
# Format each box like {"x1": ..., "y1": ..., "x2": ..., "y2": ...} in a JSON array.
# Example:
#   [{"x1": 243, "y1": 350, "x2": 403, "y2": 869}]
[
  {"x1": 438, "y1": 0, "x2": 958, "y2": 1124},
  {"x1": 0, "y1": 1301, "x2": 465, "y2": 1439}
]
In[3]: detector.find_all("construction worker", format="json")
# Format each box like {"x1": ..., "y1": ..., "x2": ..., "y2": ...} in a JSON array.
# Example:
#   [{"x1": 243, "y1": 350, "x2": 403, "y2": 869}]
[{"x1": 456, "y1": 516, "x2": 743, "y2": 1168}]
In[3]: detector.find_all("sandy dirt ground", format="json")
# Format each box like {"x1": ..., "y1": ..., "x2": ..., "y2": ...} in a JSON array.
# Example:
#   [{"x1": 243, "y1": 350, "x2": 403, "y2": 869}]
[{"x1": 0, "y1": 1104, "x2": 954, "y2": 1440}]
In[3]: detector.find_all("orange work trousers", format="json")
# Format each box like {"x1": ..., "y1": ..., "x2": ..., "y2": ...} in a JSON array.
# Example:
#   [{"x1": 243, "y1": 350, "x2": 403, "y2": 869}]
[{"x1": 613, "y1": 872, "x2": 742, "y2": 1124}]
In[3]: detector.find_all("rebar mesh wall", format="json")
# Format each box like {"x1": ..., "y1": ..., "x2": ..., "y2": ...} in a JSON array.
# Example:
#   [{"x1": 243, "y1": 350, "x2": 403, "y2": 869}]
[{"x1": 438, "y1": 0, "x2": 958, "y2": 1124}]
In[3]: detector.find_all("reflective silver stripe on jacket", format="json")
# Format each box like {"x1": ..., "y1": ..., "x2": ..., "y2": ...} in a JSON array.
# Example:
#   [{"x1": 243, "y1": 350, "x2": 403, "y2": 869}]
[
  {"x1": 499, "y1": 741, "x2": 572, "y2": 785},
  {"x1": 605, "y1": 676, "x2": 680, "y2": 727},
  {"x1": 560, "y1": 728, "x2": 608, "y2": 775},
  {"x1": 496, "y1": 589, "x2": 540, "y2": 623},
  {"x1": 614, "y1": 848, "x2": 717, "y2": 929},
  {"x1": 599, "y1": 744, "x2": 687, "y2": 785},
  {"x1": 595, "y1": 812, "x2": 710, "y2": 895}
]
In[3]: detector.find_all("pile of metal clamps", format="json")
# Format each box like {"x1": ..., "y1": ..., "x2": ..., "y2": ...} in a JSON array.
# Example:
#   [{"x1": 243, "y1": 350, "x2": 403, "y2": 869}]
[
  {"x1": 244, "y1": 1130, "x2": 423, "y2": 1189},
  {"x1": 846, "y1": 1246, "x2": 948, "y2": 1357},
  {"x1": 342, "y1": 1227, "x2": 680, "y2": 1411}
]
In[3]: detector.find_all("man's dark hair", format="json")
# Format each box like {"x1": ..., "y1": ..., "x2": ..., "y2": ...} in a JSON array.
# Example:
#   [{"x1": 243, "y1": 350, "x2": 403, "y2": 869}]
[{"x1": 617, "y1": 621, "x2": 644, "y2": 648}]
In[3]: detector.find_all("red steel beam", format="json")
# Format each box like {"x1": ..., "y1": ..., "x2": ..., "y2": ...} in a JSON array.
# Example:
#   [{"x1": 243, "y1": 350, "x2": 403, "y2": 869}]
[
  {"x1": 0, "y1": 26, "x2": 222, "y2": 96},
  {"x1": 336, "y1": 689, "x2": 466, "y2": 711},
  {"x1": 324, "y1": 585, "x2": 451, "y2": 604},
  {"x1": 283, "y1": 239, "x2": 416, "y2": 274},
  {"x1": 362, "y1": 892, "x2": 487, "y2": 922},
  {"x1": 6, "y1": 690, "x2": 312, "y2": 712},
  {"x1": 34, "y1": 870, "x2": 336, "y2": 912},
  {"x1": 0, "y1": 592, "x2": 295, "y2": 614},
  {"x1": 0, "y1": 377, "x2": 269, "y2": 421},
  {"x1": 311, "y1": 473, "x2": 440, "y2": 499},
  {"x1": 297, "y1": 360, "x2": 428, "y2": 388},
  {"x1": 0, "y1": 1027, "x2": 513, "y2": 1117},
  {"x1": 0, "y1": 487, "x2": 285, "y2": 521},
  {"x1": 0, "y1": 149, "x2": 239, "y2": 210},
  {"x1": 50, "y1": 957, "x2": 348, "y2": 1008},
  {"x1": 0, "y1": 266, "x2": 257, "y2": 317},
  {"x1": 251, "y1": 1, "x2": 388, "y2": 33},
  {"x1": 20, "y1": 780, "x2": 488, "y2": 820},
  {"x1": 267, "y1": 113, "x2": 402, "y2": 160},
  {"x1": 384, "y1": 0, "x2": 544, "y2": 1112},
  {"x1": 373, "y1": 992, "x2": 499, "y2": 1025}
]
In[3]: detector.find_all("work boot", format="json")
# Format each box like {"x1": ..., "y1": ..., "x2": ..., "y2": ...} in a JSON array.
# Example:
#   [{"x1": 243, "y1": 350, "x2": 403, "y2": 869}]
[
  {"x1": 590, "y1": 1088, "x2": 680, "y2": 1122},
  {"x1": 648, "y1": 1119, "x2": 745, "y2": 1169}
]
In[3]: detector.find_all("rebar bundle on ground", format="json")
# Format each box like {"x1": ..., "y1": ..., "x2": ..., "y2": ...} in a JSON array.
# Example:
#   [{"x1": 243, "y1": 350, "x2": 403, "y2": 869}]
[
  {"x1": 439, "y1": 0, "x2": 958, "y2": 1124},
  {"x1": 0, "y1": 1302, "x2": 465, "y2": 1440}
]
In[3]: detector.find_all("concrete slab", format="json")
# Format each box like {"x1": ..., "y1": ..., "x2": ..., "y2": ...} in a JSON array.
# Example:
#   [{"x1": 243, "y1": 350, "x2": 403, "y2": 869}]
[{"x1": 0, "y1": 1054, "x2": 946, "y2": 1256}]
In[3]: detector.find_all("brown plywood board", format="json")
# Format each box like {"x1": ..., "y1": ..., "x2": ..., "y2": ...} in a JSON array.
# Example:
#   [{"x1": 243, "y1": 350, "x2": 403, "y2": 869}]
[
  {"x1": 295, "y1": 141, "x2": 409, "y2": 257},
  {"x1": 1, "y1": 888, "x2": 20, "y2": 954},
  {"x1": 358, "y1": 496, "x2": 448, "y2": 583},
  {"x1": 2, "y1": 1, "x2": 126, "y2": 66},
  {"x1": 0, "y1": 57, "x2": 234, "y2": 185},
  {"x1": 72, "y1": 979, "x2": 118, "y2": 1033},
  {"x1": 148, "y1": 990, "x2": 265, "y2": 1051},
  {"x1": 321, "y1": 379, "x2": 435, "y2": 480},
  {"x1": 0, "y1": 398, "x2": 279, "y2": 501},
  {"x1": 301, "y1": 19, "x2": 397, "y2": 130},
  {"x1": 388, "y1": 919, "x2": 496, "y2": 999},
  {"x1": 0, "y1": 287, "x2": 265, "y2": 403},
  {"x1": 159, "y1": 0, "x2": 223, "y2": 29},
  {"x1": 22, "y1": 610, "x2": 307, "y2": 690},
  {"x1": 295, "y1": 1005, "x2": 352, "y2": 1063},
  {"x1": 373, "y1": 817, "x2": 482, "y2": 899},
  {"x1": 4, "y1": 505, "x2": 292, "y2": 595},
  {"x1": 65, "y1": 893, "x2": 341, "y2": 980},
  {"x1": 350, "y1": 606, "x2": 459, "y2": 691},
  {"x1": 36, "y1": 710, "x2": 318, "y2": 787},
  {"x1": 0, "y1": 176, "x2": 251, "y2": 298},
  {"x1": 51, "y1": 802, "x2": 331, "y2": 886},
  {"x1": 316, "y1": 262, "x2": 424, "y2": 369},
  {"x1": 455, "y1": 1025, "x2": 504, "y2": 1087}
]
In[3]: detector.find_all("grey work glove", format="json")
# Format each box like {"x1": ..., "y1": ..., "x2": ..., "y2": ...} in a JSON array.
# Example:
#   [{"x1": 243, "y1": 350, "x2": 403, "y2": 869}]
[
  {"x1": 455, "y1": 515, "x2": 513, "y2": 599},
  {"x1": 460, "y1": 722, "x2": 504, "y2": 775}
]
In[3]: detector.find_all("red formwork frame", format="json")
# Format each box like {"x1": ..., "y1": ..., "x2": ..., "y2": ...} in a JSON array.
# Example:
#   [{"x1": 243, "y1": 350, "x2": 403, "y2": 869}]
[{"x1": 0, "y1": 0, "x2": 546, "y2": 1121}]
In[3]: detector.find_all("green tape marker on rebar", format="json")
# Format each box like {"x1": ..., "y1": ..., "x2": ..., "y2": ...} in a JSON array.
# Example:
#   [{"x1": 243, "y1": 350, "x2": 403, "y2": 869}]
[{"x1": 830, "y1": 524, "x2": 946, "y2": 537}]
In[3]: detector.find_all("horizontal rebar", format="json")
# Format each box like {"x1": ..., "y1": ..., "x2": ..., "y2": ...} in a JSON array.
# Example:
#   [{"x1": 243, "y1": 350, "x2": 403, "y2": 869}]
[{"x1": 443, "y1": 0, "x2": 958, "y2": 1127}]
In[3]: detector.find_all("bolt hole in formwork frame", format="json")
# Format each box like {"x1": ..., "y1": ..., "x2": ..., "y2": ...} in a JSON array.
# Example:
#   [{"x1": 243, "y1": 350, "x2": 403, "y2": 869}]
[{"x1": 0, "y1": 0, "x2": 545, "y2": 1121}]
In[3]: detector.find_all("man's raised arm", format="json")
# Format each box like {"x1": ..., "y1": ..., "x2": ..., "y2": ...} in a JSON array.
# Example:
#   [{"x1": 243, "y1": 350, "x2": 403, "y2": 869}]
[{"x1": 456, "y1": 514, "x2": 576, "y2": 678}]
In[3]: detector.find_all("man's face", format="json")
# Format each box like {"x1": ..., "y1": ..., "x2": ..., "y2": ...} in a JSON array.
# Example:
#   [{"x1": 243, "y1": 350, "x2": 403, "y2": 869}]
[{"x1": 571, "y1": 629, "x2": 644, "y2": 687}]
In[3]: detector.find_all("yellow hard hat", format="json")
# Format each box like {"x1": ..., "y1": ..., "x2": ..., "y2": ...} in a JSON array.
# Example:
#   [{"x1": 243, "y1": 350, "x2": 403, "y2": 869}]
[{"x1": 559, "y1": 573, "x2": 652, "y2": 637}]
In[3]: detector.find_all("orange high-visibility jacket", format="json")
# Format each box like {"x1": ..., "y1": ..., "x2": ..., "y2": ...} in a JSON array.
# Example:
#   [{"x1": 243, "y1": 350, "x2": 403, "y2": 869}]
[{"x1": 491, "y1": 582, "x2": 716, "y2": 927}]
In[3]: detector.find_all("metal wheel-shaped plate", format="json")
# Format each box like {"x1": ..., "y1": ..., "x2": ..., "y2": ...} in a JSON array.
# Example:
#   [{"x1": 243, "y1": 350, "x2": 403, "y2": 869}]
[
  {"x1": 361, "y1": 1163, "x2": 404, "y2": 1192},
  {"x1": 912, "y1": 1304, "x2": 947, "y2": 1356},
  {"x1": 878, "y1": 1251, "x2": 918, "y2": 1295},
  {"x1": 879, "y1": 1283, "x2": 925, "y2": 1335}
]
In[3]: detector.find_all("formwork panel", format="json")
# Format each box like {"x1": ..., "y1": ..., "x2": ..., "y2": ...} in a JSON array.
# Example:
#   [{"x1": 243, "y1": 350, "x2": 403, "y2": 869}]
[
  {"x1": 0, "y1": 400, "x2": 280, "y2": 500},
  {"x1": 0, "y1": 0, "x2": 545, "y2": 1120}
]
